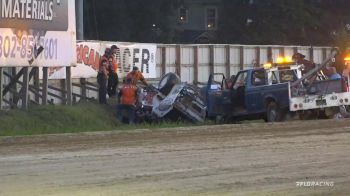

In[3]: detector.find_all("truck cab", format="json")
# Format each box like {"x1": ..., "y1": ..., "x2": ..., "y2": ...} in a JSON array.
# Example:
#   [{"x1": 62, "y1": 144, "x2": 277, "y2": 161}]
[{"x1": 206, "y1": 63, "x2": 302, "y2": 122}]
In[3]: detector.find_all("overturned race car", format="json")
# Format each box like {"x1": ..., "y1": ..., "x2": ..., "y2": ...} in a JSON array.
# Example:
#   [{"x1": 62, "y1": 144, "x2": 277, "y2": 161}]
[{"x1": 138, "y1": 73, "x2": 206, "y2": 123}]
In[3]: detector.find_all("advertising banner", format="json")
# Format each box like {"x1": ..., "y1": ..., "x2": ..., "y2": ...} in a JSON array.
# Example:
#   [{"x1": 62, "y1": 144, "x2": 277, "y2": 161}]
[
  {"x1": 47, "y1": 41, "x2": 157, "y2": 79},
  {"x1": 0, "y1": 0, "x2": 76, "y2": 67}
]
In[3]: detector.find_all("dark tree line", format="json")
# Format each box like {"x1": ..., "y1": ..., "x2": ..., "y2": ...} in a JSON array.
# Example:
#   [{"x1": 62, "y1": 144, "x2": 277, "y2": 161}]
[
  {"x1": 83, "y1": 0, "x2": 350, "y2": 47},
  {"x1": 83, "y1": 0, "x2": 178, "y2": 43}
]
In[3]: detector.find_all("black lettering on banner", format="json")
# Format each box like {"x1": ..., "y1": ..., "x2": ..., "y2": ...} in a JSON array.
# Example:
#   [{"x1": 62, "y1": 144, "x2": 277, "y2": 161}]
[
  {"x1": 27, "y1": 36, "x2": 34, "y2": 59},
  {"x1": 122, "y1": 49, "x2": 131, "y2": 73},
  {"x1": 115, "y1": 46, "x2": 121, "y2": 73},
  {"x1": 20, "y1": 36, "x2": 27, "y2": 58},
  {"x1": 142, "y1": 49, "x2": 150, "y2": 73},
  {"x1": 133, "y1": 48, "x2": 139, "y2": 68},
  {"x1": 11, "y1": 36, "x2": 16, "y2": 57}
]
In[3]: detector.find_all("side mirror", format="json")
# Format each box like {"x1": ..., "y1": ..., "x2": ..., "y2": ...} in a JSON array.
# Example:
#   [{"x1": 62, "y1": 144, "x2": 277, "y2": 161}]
[{"x1": 210, "y1": 84, "x2": 220, "y2": 90}]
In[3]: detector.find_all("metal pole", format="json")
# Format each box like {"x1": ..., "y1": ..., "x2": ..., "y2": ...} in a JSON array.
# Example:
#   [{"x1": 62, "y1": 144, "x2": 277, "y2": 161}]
[{"x1": 76, "y1": 0, "x2": 84, "y2": 40}]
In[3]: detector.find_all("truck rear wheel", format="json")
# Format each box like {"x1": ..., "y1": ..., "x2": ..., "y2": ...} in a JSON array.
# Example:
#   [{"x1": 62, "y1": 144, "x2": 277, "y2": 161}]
[{"x1": 267, "y1": 102, "x2": 283, "y2": 122}]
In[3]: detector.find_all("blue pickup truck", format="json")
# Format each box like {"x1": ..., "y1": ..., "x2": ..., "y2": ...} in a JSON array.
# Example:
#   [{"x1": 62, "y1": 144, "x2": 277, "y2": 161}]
[{"x1": 204, "y1": 64, "x2": 301, "y2": 122}]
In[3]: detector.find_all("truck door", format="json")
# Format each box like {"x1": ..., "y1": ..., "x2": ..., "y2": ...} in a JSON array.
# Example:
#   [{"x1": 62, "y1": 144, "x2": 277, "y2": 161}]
[
  {"x1": 246, "y1": 69, "x2": 267, "y2": 112},
  {"x1": 206, "y1": 73, "x2": 231, "y2": 118},
  {"x1": 232, "y1": 71, "x2": 248, "y2": 109}
]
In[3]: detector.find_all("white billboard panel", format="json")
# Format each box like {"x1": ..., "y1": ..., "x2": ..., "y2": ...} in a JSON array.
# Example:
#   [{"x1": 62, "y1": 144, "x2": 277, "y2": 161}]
[
  {"x1": 45, "y1": 41, "x2": 157, "y2": 79},
  {"x1": 0, "y1": 0, "x2": 76, "y2": 67}
]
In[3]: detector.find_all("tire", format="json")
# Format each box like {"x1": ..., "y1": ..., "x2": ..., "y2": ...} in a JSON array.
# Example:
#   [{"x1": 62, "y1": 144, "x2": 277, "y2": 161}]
[
  {"x1": 158, "y1": 73, "x2": 181, "y2": 96},
  {"x1": 267, "y1": 102, "x2": 283, "y2": 122}
]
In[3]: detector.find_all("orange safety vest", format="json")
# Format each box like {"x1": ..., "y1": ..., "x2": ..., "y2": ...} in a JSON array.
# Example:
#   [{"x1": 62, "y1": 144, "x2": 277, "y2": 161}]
[
  {"x1": 101, "y1": 55, "x2": 118, "y2": 74},
  {"x1": 120, "y1": 84, "x2": 138, "y2": 105},
  {"x1": 111, "y1": 57, "x2": 118, "y2": 74},
  {"x1": 126, "y1": 71, "x2": 145, "y2": 85}
]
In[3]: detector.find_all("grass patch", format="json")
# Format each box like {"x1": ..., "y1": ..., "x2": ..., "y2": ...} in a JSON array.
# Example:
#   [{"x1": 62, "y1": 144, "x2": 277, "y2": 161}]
[
  {"x1": 0, "y1": 102, "x2": 120, "y2": 136},
  {"x1": 0, "y1": 102, "x2": 203, "y2": 136}
]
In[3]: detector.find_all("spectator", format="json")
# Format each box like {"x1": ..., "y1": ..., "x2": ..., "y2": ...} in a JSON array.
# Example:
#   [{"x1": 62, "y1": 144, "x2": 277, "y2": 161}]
[
  {"x1": 97, "y1": 59, "x2": 108, "y2": 104},
  {"x1": 117, "y1": 78, "x2": 138, "y2": 124}
]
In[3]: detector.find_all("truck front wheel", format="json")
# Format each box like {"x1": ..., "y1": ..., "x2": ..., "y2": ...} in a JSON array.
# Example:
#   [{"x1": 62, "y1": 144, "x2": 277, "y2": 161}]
[{"x1": 267, "y1": 102, "x2": 283, "y2": 122}]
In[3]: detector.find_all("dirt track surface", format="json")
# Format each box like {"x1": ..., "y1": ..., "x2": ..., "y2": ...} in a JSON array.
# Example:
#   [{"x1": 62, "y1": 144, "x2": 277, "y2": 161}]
[{"x1": 1, "y1": 120, "x2": 350, "y2": 196}]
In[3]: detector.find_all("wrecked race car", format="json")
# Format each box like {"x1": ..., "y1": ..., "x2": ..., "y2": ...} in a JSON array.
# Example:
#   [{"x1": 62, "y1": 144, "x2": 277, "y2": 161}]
[{"x1": 137, "y1": 73, "x2": 207, "y2": 123}]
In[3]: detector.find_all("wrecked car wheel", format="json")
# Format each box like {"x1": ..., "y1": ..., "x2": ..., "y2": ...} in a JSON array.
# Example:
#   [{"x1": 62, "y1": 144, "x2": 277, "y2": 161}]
[{"x1": 158, "y1": 73, "x2": 181, "y2": 96}]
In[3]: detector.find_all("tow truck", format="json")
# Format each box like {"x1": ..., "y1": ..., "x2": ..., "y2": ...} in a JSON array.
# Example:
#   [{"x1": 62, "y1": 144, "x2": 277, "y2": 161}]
[
  {"x1": 204, "y1": 50, "x2": 350, "y2": 122},
  {"x1": 289, "y1": 50, "x2": 350, "y2": 119}
]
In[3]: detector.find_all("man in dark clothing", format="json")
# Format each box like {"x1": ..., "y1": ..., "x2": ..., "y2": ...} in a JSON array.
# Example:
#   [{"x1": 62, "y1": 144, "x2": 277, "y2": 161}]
[
  {"x1": 117, "y1": 78, "x2": 138, "y2": 124},
  {"x1": 97, "y1": 59, "x2": 108, "y2": 104},
  {"x1": 107, "y1": 45, "x2": 119, "y2": 97}
]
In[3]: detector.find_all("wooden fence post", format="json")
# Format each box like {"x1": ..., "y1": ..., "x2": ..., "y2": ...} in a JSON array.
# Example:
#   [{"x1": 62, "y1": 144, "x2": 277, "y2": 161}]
[
  {"x1": 33, "y1": 67, "x2": 40, "y2": 103},
  {"x1": 80, "y1": 78, "x2": 87, "y2": 101},
  {"x1": 267, "y1": 47, "x2": 272, "y2": 63},
  {"x1": 60, "y1": 79, "x2": 66, "y2": 104},
  {"x1": 240, "y1": 46, "x2": 244, "y2": 70},
  {"x1": 22, "y1": 67, "x2": 29, "y2": 110},
  {"x1": 255, "y1": 46, "x2": 260, "y2": 68},
  {"x1": 161, "y1": 47, "x2": 166, "y2": 76},
  {"x1": 309, "y1": 47, "x2": 314, "y2": 61},
  {"x1": 175, "y1": 45, "x2": 181, "y2": 77},
  {"x1": 66, "y1": 66, "x2": 72, "y2": 105},
  {"x1": 42, "y1": 67, "x2": 48, "y2": 105},
  {"x1": 193, "y1": 46, "x2": 199, "y2": 84},
  {"x1": 225, "y1": 45, "x2": 231, "y2": 77},
  {"x1": 209, "y1": 45, "x2": 214, "y2": 74},
  {"x1": 322, "y1": 48, "x2": 327, "y2": 60}
]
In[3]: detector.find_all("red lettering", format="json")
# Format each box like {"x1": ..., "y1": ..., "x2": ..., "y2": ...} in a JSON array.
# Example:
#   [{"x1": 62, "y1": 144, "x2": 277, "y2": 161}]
[
  {"x1": 82, "y1": 46, "x2": 89, "y2": 65},
  {"x1": 88, "y1": 49, "x2": 95, "y2": 66},
  {"x1": 76, "y1": 44, "x2": 83, "y2": 64},
  {"x1": 93, "y1": 54, "x2": 100, "y2": 70}
]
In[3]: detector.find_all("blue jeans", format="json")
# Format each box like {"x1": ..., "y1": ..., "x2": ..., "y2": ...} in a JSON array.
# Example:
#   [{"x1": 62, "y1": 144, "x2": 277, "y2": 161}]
[{"x1": 117, "y1": 104, "x2": 136, "y2": 124}]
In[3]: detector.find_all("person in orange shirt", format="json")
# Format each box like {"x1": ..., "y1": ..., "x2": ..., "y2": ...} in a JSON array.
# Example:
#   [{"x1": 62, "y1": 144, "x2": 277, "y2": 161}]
[
  {"x1": 117, "y1": 78, "x2": 138, "y2": 124},
  {"x1": 126, "y1": 66, "x2": 148, "y2": 86}
]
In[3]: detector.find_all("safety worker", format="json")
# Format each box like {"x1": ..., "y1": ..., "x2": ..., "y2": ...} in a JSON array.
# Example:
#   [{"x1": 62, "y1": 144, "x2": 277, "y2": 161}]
[
  {"x1": 97, "y1": 59, "x2": 108, "y2": 104},
  {"x1": 101, "y1": 48, "x2": 111, "y2": 62},
  {"x1": 117, "y1": 77, "x2": 138, "y2": 124},
  {"x1": 107, "y1": 45, "x2": 119, "y2": 97},
  {"x1": 126, "y1": 66, "x2": 148, "y2": 86}
]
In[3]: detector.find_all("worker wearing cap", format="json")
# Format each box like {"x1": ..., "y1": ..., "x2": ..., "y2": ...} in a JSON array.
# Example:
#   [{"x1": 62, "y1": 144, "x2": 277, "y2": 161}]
[
  {"x1": 106, "y1": 45, "x2": 119, "y2": 97},
  {"x1": 117, "y1": 78, "x2": 138, "y2": 124},
  {"x1": 126, "y1": 66, "x2": 148, "y2": 86}
]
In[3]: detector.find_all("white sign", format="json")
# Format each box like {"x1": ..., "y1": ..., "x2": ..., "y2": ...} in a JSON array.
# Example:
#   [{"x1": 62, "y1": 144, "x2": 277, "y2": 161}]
[
  {"x1": 0, "y1": 0, "x2": 76, "y2": 67},
  {"x1": 47, "y1": 41, "x2": 157, "y2": 79}
]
